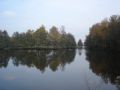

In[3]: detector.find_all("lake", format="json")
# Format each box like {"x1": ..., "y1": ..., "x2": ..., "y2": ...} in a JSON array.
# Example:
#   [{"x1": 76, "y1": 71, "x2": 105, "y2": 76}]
[{"x1": 0, "y1": 49, "x2": 120, "y2": 90}]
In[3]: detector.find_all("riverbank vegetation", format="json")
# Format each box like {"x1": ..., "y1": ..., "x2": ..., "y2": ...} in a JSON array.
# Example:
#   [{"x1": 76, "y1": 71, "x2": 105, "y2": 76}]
[
  {"x1": 85, "y1": 15, "x2": 120, "y2": 51},
  {"x1": 0, "y1": 26, "x2": 77, "y2": 50},
  {"x1": 77, "y1": 39, "x2": 83, "y2": 49}
]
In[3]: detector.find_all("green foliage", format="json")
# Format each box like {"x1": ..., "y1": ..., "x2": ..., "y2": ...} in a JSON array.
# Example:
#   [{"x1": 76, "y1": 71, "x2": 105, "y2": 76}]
[
  {"x1": 78, "y1": 39, "x2": 83, "y2": 48},
  {"x1": 65, "y1": 33, "x2": 76, "y2": 48},
  {"x1": 25, "y1": 30, "x2": 34, "y2": 47},
  {"x1": 0, "y1": 25, "x2": 76, "y2": 49},
  {"x1": 48, "y1": 26, "x2": 61, "y2": 47},
  {"x1": 33, "y1": 25, "x2": 48, "y2": 47},
  {"x1": 85, "y1": 15, "x2": 120, "y2": 51},
  {"x1": 0, "y1": 30, "x2": 10, "y2": 49}
]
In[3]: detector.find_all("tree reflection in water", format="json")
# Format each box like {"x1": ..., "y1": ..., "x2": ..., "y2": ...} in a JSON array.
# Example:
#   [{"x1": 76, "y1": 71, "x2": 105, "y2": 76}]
[
  {"x1": 86, "y1": 49, "x2": 120, "y2": 89},
  {"x1": 0, "y1": 51, "x2": 10, "y2": 68},
  {"x1": 0, "y1": 49, "x2": 76, "y2": 73}
]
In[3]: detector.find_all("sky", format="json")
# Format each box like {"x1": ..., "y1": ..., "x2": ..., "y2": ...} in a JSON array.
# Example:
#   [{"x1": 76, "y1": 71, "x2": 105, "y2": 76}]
[{"x1": 0, "y1": 0, "x2": 120, "y2": 41}]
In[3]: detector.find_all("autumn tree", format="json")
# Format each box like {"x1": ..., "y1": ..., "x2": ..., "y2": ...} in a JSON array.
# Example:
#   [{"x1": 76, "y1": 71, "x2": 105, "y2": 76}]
[{"x1": 85, "y1": 15, "x2": 120, "y2": 51}]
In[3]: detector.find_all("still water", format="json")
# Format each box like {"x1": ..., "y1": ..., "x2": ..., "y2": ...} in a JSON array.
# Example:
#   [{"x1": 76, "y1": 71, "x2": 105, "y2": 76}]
[{"x1": 0, "y1": 49, "x2": 120, "y2": 90}]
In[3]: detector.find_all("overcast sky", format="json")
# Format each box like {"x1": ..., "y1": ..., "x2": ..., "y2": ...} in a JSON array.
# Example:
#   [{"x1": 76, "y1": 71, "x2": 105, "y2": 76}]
[{"x1": 0, "y1": 0, "x2": 120, "y2": 41}]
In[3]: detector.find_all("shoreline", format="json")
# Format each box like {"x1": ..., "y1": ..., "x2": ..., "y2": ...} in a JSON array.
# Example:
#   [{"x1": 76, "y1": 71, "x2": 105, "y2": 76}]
[{"x1": 0, "y1": 47, "x2": 78, "y2": 50}]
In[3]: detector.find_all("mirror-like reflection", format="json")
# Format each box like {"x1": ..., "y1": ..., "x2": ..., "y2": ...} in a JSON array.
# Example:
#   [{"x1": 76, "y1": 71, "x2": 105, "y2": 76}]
[
  {"x1": 0, "y1": 49, "x2": 76, "y2": 72},
  {"x1": 0, "y1": 51, "x2": 10, "y2": 68},
  {"x1": 86, "y1": 49, "x2": 120, "y2": 89},
  {"x1": 1, "y1": 49, "x2": 120, "y2": 90}
]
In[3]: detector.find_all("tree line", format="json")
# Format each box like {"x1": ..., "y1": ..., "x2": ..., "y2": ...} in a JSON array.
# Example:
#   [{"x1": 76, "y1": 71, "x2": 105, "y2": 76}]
[
  {"x1": 0, "y1": 26, "x2": 82, "y2": 49},
  {"x1": 85, "y1": 15, "x2": 120, "y2": 51}
]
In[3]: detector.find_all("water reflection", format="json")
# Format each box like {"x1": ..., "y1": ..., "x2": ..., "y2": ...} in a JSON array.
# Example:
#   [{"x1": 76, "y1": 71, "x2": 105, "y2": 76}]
[
  {"x1": 1, "y1": 49, "x2": 120, "y2": 90},
  {"x1": 0, "y1": 49, "x2": 76, "y2": 72},
  {"x1": 0, "y1": 51, "x2": 11, "y2": 68},
  {"x1": 86, "y1": 49, "x2": 120, "y2": 88}
]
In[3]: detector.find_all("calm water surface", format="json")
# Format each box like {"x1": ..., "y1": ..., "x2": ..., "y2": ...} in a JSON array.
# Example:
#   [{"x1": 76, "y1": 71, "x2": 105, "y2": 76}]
[{"x1": 0, "y1": 49, "x2": 120, "y2": 90}]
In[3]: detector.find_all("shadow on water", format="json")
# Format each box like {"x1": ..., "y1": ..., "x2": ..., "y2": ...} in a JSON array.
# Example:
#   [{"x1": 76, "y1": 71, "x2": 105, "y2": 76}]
[
  {"x1": 85, "y1": 49, "x2": 120, "y2": 89},
  {"x1": 0, "y1": 49, "x2": 76, "y2": 73}
]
